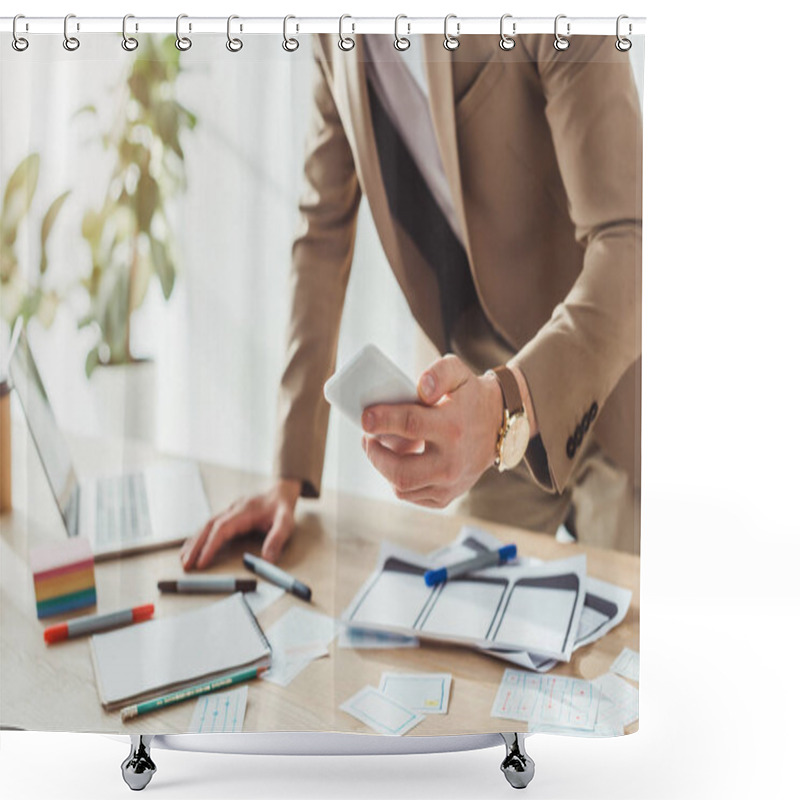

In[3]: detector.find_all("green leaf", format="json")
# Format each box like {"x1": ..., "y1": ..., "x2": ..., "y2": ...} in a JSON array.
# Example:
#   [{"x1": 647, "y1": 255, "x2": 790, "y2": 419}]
[
  {"x1": 134, "y1": 170, "x2": 159, "y2": 233},
  {"x1": 85, "y1": 346, "x2": 101, "y2": 378},
  {"x1": 149, "y1": 237, "x2": 175, "y2": 299},
  {"x1": 154, "y1": 100, "x2": 181, "y2": 155},
  {"x1": 39, "y1": 190, "x2": 71, "y2": 274},
  {"x1": 1, "y1": 153, "x2": 40, "y2": 244},
  {"x1": 72, "y1": 104, "x2": 97, "y2": 118}
]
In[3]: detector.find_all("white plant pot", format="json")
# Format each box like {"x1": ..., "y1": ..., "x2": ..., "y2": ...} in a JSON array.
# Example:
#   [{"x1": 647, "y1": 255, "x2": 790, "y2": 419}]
[{"x1": 90, "y1": 359, "x2": 157, "y2": 444}]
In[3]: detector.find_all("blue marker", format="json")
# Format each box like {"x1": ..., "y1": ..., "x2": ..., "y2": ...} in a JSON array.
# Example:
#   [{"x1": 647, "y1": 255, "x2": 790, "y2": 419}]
[{"x1": 424, "y1": 544, "x2": 517, "y2": 587}]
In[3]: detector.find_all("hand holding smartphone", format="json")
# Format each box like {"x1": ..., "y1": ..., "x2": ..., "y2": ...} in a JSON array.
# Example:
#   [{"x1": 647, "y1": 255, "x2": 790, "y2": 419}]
[{"x1": 323, "y1": 345, "x2": 419, "y2": 428}]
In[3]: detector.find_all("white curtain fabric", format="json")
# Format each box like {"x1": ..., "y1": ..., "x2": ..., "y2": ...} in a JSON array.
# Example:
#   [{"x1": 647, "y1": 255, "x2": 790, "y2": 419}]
[{"x1": 1, "y1": 35, "x2": 429, "y2": 504}]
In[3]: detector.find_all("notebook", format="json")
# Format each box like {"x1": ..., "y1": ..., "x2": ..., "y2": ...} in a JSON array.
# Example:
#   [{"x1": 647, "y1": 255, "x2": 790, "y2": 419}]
[{"x1": 90, "y1": 593, "x2": 271, "y2": 711}]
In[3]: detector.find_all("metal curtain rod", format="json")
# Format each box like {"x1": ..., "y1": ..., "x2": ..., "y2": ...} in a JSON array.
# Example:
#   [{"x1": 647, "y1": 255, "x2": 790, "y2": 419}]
[{"x1": 0, "y1": 15, "x2": 646, "y2": 37}]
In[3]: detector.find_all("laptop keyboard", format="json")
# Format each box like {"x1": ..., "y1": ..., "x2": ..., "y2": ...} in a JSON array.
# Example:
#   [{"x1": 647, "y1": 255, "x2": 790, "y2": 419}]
[{"x1": 94, "y1": 473, "x2": 152, "y2": 546}]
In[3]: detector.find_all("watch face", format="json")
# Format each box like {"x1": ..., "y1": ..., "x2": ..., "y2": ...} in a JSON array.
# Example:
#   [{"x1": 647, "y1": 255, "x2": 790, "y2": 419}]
[{"x1": 500, "y1": 414, "x2": 530, "y2": 470}]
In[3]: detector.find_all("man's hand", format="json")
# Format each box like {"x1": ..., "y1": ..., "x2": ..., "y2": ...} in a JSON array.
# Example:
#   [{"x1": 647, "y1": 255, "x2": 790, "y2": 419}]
[
  {"x1": 361, "y1": 355, "x2": 504, "y2": 509},
  {"x1": 179, "y1": 478, "x2": 302, "y2": 570}
]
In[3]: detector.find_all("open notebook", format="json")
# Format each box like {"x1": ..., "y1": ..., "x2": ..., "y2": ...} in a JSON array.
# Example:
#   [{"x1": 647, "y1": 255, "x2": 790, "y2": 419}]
[{"x1": 90, "y1": 593, "x2": 271, "y2": 711}]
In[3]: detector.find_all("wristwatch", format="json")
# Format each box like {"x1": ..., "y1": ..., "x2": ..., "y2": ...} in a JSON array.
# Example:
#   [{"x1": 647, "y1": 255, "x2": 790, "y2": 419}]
[{"x1": 489, "y1": 366, "x2": 531, "y2": 472}]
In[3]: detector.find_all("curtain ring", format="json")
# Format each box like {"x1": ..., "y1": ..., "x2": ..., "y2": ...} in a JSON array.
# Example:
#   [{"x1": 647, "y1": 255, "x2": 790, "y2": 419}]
[
  {"x1": 175, "y1": 14, "x2": 192, "y2": 51},
  {"x1": 553, "y1": 14, "x2": 570, "y2": 51},
  {"x1": 443, "y1": 14, "x2": 460, "y2": 51},
  {"x1": 499, "y1": 14, "x2": 516, "y2": 51},
  {"x1": 338, "y1": 14, "x2": 355, "y2": 51},
  {"x1": 282, "y1": 15, "x2": 299, "y2": 52},
  {"x1": 63, "y1": 13, "x2": 80, "y2": 51},
  {"x1": 616, "y1": 15, "x2": 633, "y2": 51},
  {"x1": 226, "y1": 15, "x2": 243, "y2": 52},
  {"x1": 12, "y1": 15, "x2": 29, "y2": 52},
  {"x1": 121, "y1": 14, "x2": 139, "y2": 51},
  {"x1": 394, "y1": 14, "x2": 410, "y2": 51}
]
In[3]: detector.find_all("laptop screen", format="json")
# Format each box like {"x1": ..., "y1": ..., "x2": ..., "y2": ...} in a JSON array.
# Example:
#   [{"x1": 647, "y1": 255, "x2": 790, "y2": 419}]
[{"x1": 7, "y1": 325, "x2": 79, "y2": 534}]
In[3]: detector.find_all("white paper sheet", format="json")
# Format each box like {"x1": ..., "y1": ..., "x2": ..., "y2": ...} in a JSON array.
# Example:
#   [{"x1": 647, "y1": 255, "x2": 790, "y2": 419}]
[
  {"x1": 593, "y1": 672, "x2": 639, "y2": 732},
  {"x1": 340, "y1": 686, "x2": 425, "y2": 736},
  {"x1": 610, "y1": 647, "x2": 640, "y2": 682},
  {"x1": 263, "y1": 607, "x2": 337, "y2": 687},
  {"x1": 188, "y1": 686, "x2": 248, "y2": 733},
  {"x1": 491, "y1": 668, "x2": 600, "y2": 732},
  {"x1": 379, "y1": 672, "x2": 452, "y2": 714},
  {"x1": 243, "y1": 582, "x2": 285, "y2": 615}
]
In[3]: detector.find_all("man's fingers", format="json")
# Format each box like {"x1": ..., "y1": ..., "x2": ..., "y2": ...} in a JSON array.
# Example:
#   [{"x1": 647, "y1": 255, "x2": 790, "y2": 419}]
[
  {"x1": 394, "y1": 485, "x2": 450, "y2": 509},
  {"x1": 363, "y1": 436, "x2": 439, "y2": 492},
  {"x1": 195, "y1": 503, "x2": 264, "y2": 570},
  {"x1": 376, "y1": 433, "x2": 425, "y2": 455},
  {"x1": 417, "y1": 354, "x2": 471, "y2": 405},
  {"x1": 362, "y1": 403, "x2": 442, "y2": 442},
  {"x1": 180, "y1": 519, "x2": 214, "y2": 571},
  {"x1": 261, "y1": 506, "x2": 293, "y2": 564}
]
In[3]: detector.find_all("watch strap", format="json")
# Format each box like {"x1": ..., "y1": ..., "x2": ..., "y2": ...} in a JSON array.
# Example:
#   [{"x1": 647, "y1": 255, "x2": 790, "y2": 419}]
[{"x1": 491, "y1": 366, "x2": 524, "y2": 418}]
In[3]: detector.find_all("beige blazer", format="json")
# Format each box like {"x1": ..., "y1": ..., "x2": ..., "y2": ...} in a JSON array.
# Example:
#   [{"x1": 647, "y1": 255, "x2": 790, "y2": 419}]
[{"x1": 275, "y1": 34, "x2": 642, "y2": 501}]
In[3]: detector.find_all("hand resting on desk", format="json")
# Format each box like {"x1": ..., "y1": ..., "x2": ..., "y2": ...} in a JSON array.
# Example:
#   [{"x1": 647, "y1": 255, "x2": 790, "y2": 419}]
[{"x1": 180, "y1": 478, "x2": 302, "y2": 569}]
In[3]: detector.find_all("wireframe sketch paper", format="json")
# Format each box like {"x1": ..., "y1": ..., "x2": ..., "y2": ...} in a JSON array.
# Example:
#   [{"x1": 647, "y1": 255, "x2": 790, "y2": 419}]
[
  {"x1": 342, "y1": 540, "x2": 586, "y2": 662},
  {"x1": 610, "y1": 647, "x2": 640, "y2": 682},
  {"x1": 340, "y1": 686, "x2": 425, "y2": 736},
  {"x1": 440, "y1": 528, "x2": 631, "y2": 672},
  {"x1": 379, "y1": 672, "x2": 452, "y2": 714},
  {"x1": 491, "y1": 668, "x2": 600, "y2": 732},
  {"x1": 90, "y1": 593, "x2": 271, "y2": 710}
]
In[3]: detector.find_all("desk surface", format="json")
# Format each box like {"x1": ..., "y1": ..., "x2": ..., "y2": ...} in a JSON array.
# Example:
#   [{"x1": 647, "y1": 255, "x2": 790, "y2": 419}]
[{"x1": 0, "y1": 436, "x2": 639, "y2": 736}]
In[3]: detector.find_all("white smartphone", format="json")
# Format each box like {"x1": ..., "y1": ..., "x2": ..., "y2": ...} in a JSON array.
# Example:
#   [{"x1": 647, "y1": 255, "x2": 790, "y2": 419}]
[{"x1": 323, "y1": 345, "x2": 419, "y2": 428}]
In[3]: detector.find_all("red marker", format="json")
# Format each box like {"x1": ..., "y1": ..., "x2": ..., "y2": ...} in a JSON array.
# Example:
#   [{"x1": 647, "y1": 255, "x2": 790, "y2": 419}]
[{"x1": 44, "y1": 603, "x2": 154, "y2": 644}]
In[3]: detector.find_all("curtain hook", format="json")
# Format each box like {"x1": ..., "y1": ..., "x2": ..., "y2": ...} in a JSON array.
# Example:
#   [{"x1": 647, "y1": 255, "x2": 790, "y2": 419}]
[
  {"x1": 338, "y1": 14, "x2": 355, "y2": 51},
  {"x1": 443, "y1": 13, "x2": 460, "y2": 51},
  {"x1": 122, "y1": 14, "x2": 139, "y2": 51},
  {"x1": 499, "y1": 14, "x2": 516, "y2": 51},
  {"x1": 63, "y1": 13, "x2": 80, "y2": 51},
  {"x1": 12, "y1": 14, "x2": 29, "y2": 52},
  {"x1": 226, "y1": 15, "x2": 243, "y2": 52},
  {"x1": 394, "y1": 14, "x2": 410, "y2": 51},
  {"x1": 175, "y1": 13, "x2": 192, "y2": 51},
  {"x1": 553, "y1": 14, "x2": 570, "y2": 51},
  {"x1": 282, "y1": 15, "x2": 299, "y2": 52},
  {"x1": 616, "y1": 15, "x2": 633, "y2": 51}
]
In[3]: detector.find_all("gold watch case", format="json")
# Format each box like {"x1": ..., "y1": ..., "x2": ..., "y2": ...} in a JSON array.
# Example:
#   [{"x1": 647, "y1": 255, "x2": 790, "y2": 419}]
[{"x1": 496, "y1": 409, "x2": 530, "y2": 471}]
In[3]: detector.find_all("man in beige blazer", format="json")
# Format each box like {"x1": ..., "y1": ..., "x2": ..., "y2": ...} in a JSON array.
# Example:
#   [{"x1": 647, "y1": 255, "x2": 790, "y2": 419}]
[{"x1": 181, "y1": 32, "x2": 642, "y2": 571}]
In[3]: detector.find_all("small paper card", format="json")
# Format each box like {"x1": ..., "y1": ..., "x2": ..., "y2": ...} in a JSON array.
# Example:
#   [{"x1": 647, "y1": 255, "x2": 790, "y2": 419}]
[
  {"x1": 492, "y1": 668, "x2": 600, "y2": 732},
  {"x1": 610, "y1": 648, "x2": 640, "y2": 682},
  {"x1": 340, "y1": 686, "x2": 425, "y2": 736},
  {"x1": 189, "y1": 686, "x2": 248, "y2": 733},
  {"x1": 379, "y1": 672, "x2": 452, "y2": 714},
  {"x1": 593, "y1": 672, "x2": 639, "y2": 731}
]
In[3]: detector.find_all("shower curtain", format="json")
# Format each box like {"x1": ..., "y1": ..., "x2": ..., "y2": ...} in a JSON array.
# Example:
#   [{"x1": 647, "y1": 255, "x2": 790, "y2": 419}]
[{"x1": 0, "y1": 18, "x2": 643, "y2": 742}]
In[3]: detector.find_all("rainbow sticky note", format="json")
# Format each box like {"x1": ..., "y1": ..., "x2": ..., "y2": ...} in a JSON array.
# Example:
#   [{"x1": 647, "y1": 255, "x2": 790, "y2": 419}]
[{"x1": 29, "y1": 537, "x2": 97, "y2": 619}]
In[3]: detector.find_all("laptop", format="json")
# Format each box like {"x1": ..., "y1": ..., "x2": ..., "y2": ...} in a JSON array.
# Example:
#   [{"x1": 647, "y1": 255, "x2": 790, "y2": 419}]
[{"x1": 7, "y1": 321, "x2": 211, "y2": 560}]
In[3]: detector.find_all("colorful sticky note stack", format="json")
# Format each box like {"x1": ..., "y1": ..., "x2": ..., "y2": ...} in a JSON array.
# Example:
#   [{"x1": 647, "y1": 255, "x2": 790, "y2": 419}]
[{"x1": 29, "y1": 537, "x2": 97, "y2": 619}]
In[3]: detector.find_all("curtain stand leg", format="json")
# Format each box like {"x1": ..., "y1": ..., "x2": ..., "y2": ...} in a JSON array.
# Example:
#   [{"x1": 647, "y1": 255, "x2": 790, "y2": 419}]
[
  {"x1": 500, "y1": 732, "x2": 535, "y2": 789},
  {"x1": 121, "y1": 735, "x2": 156, "y2": 791}
]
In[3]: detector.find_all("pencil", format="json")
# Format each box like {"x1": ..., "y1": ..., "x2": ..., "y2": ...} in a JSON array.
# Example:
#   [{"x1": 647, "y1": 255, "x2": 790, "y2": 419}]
[{"x1": 120, "y1": 663, "x2": 269, "y2": 721}]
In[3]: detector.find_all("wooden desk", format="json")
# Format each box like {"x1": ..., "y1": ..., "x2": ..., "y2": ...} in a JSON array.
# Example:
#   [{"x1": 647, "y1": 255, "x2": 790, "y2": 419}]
[{"x1": 0, "y1": 436, "x2": 639, "y2": 736}]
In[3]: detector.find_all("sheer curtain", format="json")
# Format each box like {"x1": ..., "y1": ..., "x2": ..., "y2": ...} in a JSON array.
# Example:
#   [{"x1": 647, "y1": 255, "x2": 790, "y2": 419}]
[{"x1": 1, "y1": 34, "x2": 427, "y2": 504}]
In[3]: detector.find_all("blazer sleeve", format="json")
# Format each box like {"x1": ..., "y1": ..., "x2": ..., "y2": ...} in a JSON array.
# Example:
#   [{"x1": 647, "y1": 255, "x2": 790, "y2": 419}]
[
  {"x1": 274, "y1": 38, "x2": 362, "y2": 498},
  {"x1": 511, "y1": 35, "x2": 643, "y2": 494}
]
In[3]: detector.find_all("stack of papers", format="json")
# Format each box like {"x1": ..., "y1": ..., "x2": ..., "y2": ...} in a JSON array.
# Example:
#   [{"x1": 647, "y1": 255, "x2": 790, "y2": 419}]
[
  {"x1": 341, "y1": 526, "x2": 631, "y2": 667},
  {"x1": 340, "y1": 672, "x2": 451, "y2": 735}
]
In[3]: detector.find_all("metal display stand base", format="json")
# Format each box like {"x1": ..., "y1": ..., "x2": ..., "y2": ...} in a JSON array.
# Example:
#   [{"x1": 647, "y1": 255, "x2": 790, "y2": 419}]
[{"x1": 120, "y1": 732, "x2": 534, "y2": 790}]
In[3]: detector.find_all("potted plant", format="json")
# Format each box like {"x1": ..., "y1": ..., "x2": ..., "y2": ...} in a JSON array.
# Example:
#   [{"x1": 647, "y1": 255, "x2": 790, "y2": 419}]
[
  {"x1": 76, "y1": 35, "x2": 196, "y2": 440},
  {"x1": 1, "y1": 153, "x2": 70, "y2": 332}
]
